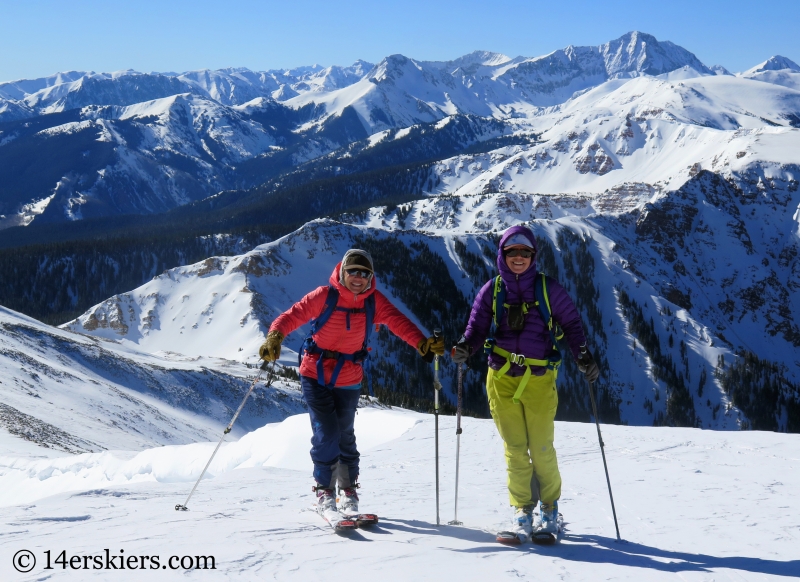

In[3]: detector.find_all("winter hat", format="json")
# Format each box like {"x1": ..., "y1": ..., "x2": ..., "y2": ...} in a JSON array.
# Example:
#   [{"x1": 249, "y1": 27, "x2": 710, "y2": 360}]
[
  {"x1": 340, "y1": 249, "x2": 374, "y2": 285},
  {"x1": 503, "y1": 232, "x2": 535, "y2": 249}
]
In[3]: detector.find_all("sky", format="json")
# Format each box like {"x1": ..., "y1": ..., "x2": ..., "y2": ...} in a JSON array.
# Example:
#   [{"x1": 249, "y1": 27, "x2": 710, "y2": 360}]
[{"x1": 1, "y1": 0, "x2": 798, "y2": 83}]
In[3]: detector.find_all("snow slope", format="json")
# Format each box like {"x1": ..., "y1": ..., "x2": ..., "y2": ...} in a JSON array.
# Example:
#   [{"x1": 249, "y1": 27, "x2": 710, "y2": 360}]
[
  {"x1": 0, "y1": 306, "x2": 305, "y2": 455},
  {"x1": 425, "y1": 74, "x2": 800, "y2": 198},
  {"x1": 0, "y1": 407, "x2": 798, "y2": 580}
]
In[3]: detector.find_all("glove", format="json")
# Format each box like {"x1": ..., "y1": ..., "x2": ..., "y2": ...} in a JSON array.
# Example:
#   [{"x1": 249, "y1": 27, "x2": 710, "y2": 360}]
[
  {"x1": 417, "y1": 335, "x2": 445, "y2": 358},
  {"x1": 259, "y1": 330, "x2": 284, "y2": 362},
  {"x1": 577, "y1": 347, "x2": 599, "y2": 383},
  {"x1": 451, "y1": 342, "x2": 471, "y2": 364}
]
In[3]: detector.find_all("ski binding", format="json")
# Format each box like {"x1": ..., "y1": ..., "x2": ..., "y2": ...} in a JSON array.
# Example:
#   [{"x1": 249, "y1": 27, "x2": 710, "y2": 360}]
[{"x1": 531, "y1": 513, "x2": 564, "y2": 545}]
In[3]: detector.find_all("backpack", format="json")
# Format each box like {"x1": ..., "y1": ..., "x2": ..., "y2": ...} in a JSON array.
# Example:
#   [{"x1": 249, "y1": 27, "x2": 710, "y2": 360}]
[
  {"x1": 489, "y1": 273, "x2": 564, "y2": 355},
  {"x1": 484, "y1": 273, "x2": 563, "y2": 402},
  {"x1": 299, "y1": 285, "x2": 376, "y2": 389}
]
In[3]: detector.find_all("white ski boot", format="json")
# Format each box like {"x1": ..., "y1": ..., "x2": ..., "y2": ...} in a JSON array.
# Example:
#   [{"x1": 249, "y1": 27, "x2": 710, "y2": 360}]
[
  {"x1": 315, "y1": 487, "x2": 337, "y2": 514},
  {"x1": 496, "y1": 505, "x2": 533, "y2": 545},
  {"x1": 315, "y1": 486, "x2": 356, "y2": 532},
  {"x1": 338, "y1": 486, "x2": 359, "y2": 517},
  {"x1": 532, "y1": 500, "x2": 561, "y2": 544}
]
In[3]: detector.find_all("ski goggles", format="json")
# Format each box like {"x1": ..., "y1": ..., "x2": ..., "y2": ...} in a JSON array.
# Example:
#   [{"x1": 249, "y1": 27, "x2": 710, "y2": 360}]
[
  {"x1": 345, "y1": 268, "x2": 372, "y2": 279},
  {"x1": 503, "y1": 248, "x2": 534, "y2": 258}
]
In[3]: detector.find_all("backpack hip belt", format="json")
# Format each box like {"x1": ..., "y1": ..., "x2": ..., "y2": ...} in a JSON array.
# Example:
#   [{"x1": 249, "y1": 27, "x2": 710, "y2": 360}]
[{"x1": 487, "y1": 342, "x2": 560, "y2": 404}]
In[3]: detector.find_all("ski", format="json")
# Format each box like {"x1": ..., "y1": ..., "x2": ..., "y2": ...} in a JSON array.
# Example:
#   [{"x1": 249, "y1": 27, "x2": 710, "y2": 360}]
[
  {"x1": 495, "y1": 530, "x2": 526, "y2": 545},
  {"x1": 339, "y1": 510, "x2": 379, "y2": 527},
  {"x1": 355, "y1": 513, "x2": 379, "y2": 527},
  {"x1": 317, "y1": 507, "x2": 357, "y2": 532},
  {"x1": 531, "y1": 513, "x2": 564, "y2": 545}
]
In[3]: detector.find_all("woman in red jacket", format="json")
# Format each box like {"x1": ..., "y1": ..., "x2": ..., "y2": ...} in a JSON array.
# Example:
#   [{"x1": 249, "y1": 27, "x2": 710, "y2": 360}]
[{"x1": 259, "y1": 249, "x2": 444, "y2": 518}]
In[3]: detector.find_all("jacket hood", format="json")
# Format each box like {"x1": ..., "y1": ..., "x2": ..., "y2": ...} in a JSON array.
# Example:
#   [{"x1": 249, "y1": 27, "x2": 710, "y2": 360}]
[
  {"x1": 329, "y1": 262, "x2": 377, "y2": 298},
  {"x1": 339, "y1": 249, "x2": 374, "y2": 282},
  {"x1": 496, "y1": 225, "x2": 537, "y2": 283}
]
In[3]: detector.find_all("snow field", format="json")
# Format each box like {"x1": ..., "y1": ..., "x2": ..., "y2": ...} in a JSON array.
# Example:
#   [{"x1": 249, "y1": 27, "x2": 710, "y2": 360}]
[
  {"x1": 0, "y1": 408, "x2": 420, "y2": 508},
  {"x1": 1, "y1": 408, "x2": 798, "y2": 581}
]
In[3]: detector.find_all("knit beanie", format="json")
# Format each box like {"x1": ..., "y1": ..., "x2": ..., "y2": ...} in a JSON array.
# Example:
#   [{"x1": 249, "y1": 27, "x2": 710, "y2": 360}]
[{"x1": 339, "y1": 249, "x2": 374, "y2": 287}]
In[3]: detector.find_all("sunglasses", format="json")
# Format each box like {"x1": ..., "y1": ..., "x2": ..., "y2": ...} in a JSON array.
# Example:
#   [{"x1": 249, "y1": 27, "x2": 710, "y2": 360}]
[
  {"x1": 345, "y1": 268, "x2": 372, "y2": 279},
  {"x1": 504, "y1": 248, "x2": 534, "y2": 258}
]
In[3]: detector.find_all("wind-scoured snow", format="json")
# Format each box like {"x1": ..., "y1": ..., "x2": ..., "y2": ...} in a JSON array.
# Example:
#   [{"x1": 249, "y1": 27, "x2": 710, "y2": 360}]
[{"x1": 0, "y1": 407, "x2": 797, "y2": 580}]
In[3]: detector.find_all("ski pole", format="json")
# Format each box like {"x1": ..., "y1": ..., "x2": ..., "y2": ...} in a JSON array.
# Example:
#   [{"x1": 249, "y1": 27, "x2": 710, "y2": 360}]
[
  {"x1": 586, "y1": 378, "x2": 622, "y2": 541},
  {"x1": 176, "y1": 360, "x2": 276, "y2": 511},
  {"x1": 433, "y1": 328, "x2": 442, "y2": 526},
  {"x1": 448, "y1": 362, "x2": 464, "y2": 525}
]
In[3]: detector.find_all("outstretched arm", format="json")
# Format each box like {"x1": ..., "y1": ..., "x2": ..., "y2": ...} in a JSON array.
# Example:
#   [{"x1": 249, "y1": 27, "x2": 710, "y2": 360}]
[
  {"x1": 269, "y1": 286, "x2": 329, "y2": 337},
  {"x1": 373, "y1": 291, "x2": 426, "y2": 349}
]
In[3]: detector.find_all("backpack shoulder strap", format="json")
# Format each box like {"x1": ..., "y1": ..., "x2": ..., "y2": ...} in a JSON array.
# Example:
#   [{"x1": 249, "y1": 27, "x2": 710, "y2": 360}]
[
  {"x1": 363, "y1": 294, "x2": 376, "y2": 347},
  {"x1": 491, "y1": 275, "x2": 505, "y2": 328},
  {"x1": 309, "y1": 285, "x2": 339, "y2": 335},
  {"x1": 300, "y1": 286, "x2": 339, "y2": 366},
  {"x1": 534, "y1": 273, "x2": 564, "y2": 348}
]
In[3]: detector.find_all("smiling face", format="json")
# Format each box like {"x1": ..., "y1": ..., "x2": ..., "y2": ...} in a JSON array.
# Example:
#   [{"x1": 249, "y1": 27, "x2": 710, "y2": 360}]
[
  {"x1": 504, "y1": 244, "x2": 534, "y2": 275},
  {"x1": 343, "y1": 269, "x2": 372, "y2": 294}
]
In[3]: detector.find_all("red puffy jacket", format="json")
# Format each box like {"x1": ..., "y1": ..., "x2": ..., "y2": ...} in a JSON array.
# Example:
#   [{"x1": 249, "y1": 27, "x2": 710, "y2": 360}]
[{"x1": 270, "y1": 263, "x2": 426, "y2": 387}]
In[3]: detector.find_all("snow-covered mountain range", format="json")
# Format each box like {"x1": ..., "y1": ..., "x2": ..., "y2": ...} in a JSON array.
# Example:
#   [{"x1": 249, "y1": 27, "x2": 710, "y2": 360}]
[
  {"x1": 2, "y1": 31, "x2": 799, "y2": 433},
  {"x1": 1, "y1": 32, "x2": 799, "y2": 580},
  {"x1": 62, "y1": 160, "x2": 800, "y2": 431},
  {"x1": 1, "y1": 31, "x2": 797, "y2": 228}
]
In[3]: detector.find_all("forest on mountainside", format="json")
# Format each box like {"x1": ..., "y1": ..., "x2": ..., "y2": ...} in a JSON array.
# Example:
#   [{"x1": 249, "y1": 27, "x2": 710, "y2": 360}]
[{"x1": 0, "y1": 158, "x2": 445, "y2": 324}]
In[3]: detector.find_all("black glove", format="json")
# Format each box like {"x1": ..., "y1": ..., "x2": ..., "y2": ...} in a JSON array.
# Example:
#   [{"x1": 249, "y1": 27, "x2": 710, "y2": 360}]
[
  {"x1": 451, "y1": 342, "x2": 471, "y2": 364},
  {"x1": 577, "y1": 346, "x2": 599, "y2": 383}
]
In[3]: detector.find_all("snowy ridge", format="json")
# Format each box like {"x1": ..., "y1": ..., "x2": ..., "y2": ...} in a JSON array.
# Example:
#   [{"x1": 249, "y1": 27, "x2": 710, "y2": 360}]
[
  {"x1": 64, "y1": 182, "x2": 799, "y2": 431},
  {"x1": 0, "y1": 306, "x2": 305, "y2": 455},
  {"x1": 422, "y1": 75, "x2": 800, "y2": 199},
  {"x1": 743, "y1": 55, "x2": 800, "y2": 76},
  {"x1": 285, "y1": 31, "x2": 718, "y2": 134},
  {"x1": 62, "y1": 221, "x2": 431, "y2": 362}
]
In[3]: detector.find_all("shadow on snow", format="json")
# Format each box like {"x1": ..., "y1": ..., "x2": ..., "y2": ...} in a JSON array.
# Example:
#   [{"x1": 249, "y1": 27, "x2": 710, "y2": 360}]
[{"x1": 381, "y1": 520, "x2": 799, "y2": 578}]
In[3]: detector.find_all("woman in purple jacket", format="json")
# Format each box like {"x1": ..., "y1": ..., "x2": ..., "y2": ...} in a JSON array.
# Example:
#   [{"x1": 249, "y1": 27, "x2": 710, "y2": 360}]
[{"x1": 452, "y1": 225, "x2": 599, "y2": 542}]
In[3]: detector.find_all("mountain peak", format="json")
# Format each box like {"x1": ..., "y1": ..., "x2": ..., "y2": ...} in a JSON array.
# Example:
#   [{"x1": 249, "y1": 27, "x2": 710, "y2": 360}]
[
  {"x1": 448, "y1": 50, "x2": 512, "y2": 67},
  {"x1": 601, "y1": 31, "x2": 712, "y2": 76},
  {"x1": 744, "y1": 55, "x2": 800, "y2": 75}
]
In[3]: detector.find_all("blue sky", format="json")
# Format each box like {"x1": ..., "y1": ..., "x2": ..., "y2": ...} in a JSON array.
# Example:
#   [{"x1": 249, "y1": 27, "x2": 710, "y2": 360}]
[{"x1": 2, "y1": 0, "x2": 797, "y2": 82}]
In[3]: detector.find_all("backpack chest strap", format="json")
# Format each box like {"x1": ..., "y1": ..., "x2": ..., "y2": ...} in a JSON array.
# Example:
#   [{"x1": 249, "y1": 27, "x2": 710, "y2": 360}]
[{"x1": 335, "y1": 306, "x2": 366, "y2": 331}]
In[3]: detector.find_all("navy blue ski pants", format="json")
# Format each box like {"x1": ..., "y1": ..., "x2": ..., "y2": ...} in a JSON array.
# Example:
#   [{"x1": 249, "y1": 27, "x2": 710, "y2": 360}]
[{"x1": 301, "y1": 375, "x2": 361, "y2": 489}]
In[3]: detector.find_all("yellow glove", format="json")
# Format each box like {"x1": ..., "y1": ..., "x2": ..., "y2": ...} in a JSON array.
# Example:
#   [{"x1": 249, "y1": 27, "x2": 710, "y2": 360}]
[
  {"x1": 416, "y1": 335, "x2": 445, "y2": 357},
  {"x1": 259, "y1": 331, "x2": 284, "y2": 362}
]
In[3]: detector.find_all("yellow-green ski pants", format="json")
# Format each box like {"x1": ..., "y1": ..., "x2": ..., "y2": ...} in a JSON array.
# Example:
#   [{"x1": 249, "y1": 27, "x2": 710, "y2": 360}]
[{"x1": 486, "y1": 367, "x2": 561, "y2": 508}]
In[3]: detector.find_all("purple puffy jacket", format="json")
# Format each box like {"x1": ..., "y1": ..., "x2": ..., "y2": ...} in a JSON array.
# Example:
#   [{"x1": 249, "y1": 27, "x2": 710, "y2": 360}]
[{"x1": 462, "y1": 225, "x2": 587, "y2": 376}]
